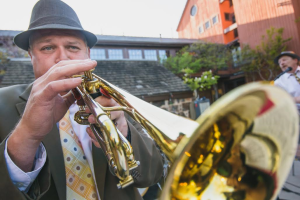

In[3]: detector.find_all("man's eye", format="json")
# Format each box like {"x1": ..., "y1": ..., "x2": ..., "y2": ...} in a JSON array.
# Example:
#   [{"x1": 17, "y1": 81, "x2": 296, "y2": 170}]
[
  {"x1": 42, "y1": 46, "x2": 53, "y2": 51},
  {"x1": 69, "y1": 46, "x2": 79, "y2": 50}
]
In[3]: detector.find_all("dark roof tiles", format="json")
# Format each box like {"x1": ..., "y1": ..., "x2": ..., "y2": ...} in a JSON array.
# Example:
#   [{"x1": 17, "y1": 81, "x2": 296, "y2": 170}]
[{"x1": 0, "y1": 60, "x2": 191, "y2": 97}]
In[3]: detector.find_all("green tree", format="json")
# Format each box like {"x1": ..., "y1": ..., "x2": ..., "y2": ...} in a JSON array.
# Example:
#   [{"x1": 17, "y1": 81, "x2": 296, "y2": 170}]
[
  {"x1": 240, "y1": 27, "x2": 291, "y2": 81},
  {"x1": 184, "y1": 70, "x2": 220, "y2": 96},
  {"x1": 164, "y1": 42, "x2": 231, "y2": 100}
]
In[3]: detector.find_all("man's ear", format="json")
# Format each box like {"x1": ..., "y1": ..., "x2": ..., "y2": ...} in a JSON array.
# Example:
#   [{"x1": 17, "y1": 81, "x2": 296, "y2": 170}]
[
  {"x1": 293, "y1": 58, "x2": 299, "y2": 65},
  {"x1": 28, "y1": 49, "x2": 33, "y2": 59},
  {"x1": 88, "y1": 48, "x2": 90, "y2": 58}
]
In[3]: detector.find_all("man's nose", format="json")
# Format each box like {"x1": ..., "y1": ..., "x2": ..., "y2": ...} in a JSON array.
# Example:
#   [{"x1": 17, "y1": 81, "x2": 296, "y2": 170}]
[{"x1": 55, "y1": 47, "x2": 70, "y2": 63}]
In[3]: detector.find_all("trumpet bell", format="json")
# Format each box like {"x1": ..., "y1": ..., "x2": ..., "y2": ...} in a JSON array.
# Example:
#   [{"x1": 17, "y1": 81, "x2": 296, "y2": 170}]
[{"x1": 160, "y1": 83, "x2": 299, "y2": 200}]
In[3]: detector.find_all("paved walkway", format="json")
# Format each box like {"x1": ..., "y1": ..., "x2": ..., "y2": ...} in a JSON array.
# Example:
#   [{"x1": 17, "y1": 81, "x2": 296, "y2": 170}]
[{"x1": 278, "y1": 160, "x2": 300, "y2": 199}]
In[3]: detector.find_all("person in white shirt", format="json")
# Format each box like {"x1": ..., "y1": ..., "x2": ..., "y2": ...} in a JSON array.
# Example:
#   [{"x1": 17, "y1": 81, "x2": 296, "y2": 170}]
[
  {"x1": 274, "y1": 51, "x2": 300, "y2": 113},
  {"x1": 0, "y1": 0, "x2": 163, "y2": 200}
]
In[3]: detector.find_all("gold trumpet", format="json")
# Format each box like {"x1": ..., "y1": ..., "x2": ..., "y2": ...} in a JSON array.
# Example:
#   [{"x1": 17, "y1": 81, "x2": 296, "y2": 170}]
[{"x1": 74, "y1": 70, "x2": 299, "y2": 200}]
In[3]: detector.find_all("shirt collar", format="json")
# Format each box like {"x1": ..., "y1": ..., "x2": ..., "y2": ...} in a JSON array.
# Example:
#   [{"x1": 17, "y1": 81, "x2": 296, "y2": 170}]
[{"x1": 287, "y1": 66, "x2": 300, "y2": 78}]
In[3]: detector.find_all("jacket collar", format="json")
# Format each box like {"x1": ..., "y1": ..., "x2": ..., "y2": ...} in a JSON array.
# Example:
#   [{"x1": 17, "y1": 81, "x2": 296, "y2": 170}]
[
  {"x1": 287, "y1": 66, "x2": 300, "y2": 78},
  {"x1": 15, "y1": 83, "x2": 33, "y2": 116},
  {"x1": 19, "y1": 83, "x2": 33, "y2": 101}
]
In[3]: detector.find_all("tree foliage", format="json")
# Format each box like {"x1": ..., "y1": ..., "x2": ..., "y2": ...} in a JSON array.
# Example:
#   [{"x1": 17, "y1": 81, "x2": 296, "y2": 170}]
[
  {"x1": 163, "y1": 42, "x2": 231, "y2": 99},
  {"x1": 184, "y1": 70, "x2": 220, "y2": 91},
  {"x1": 164, "y1": 42, "x2": 231, "y2": 73},
  {"x1": 240, "y1": 27, "x2": 291, "y2": 80}
]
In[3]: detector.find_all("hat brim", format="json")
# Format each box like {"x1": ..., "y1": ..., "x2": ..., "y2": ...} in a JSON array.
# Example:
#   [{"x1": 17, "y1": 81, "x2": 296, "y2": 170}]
[
  {"x1": 274, "y1": 53, "x2": 300, "y2": 64},
  {"x1": 14, "y1": 24, "x2": 97, "y2": 51}
]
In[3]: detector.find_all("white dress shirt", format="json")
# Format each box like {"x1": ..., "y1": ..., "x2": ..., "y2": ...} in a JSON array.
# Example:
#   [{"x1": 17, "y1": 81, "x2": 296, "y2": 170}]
[
  {"x1": 274, "y1": 66, "x2": 300, "y2": 113},
  {"x1": 4, "y1": 104, "x2": 100, "y2": 198}
]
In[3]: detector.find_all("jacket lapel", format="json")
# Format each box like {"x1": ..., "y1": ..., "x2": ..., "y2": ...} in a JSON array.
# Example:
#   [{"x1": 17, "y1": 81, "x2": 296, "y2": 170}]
[
  {"x1": 16, "y1": 84, "x2": 66, "y2": 200},
  {"x1": 92, "y1": 144, "x2": 107, "y2": 200},
  {"x1": 43, "y1": 126, "x2": 66, "y2": 200},
  {"x1": 15, "y1": 84, "x2": 32, "y2": 116}
]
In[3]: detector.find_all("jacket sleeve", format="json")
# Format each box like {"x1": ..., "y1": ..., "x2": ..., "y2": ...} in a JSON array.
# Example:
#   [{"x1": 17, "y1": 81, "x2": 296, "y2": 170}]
[
  {"x1": 0, "y1": 135, "x2": 51, "y2": 200},
  {"x1": 128, "y1": 121, "x2": 164, "y2": 188}
]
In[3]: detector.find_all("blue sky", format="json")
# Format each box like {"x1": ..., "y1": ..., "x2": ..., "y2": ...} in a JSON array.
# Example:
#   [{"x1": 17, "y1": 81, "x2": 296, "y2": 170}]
[{"x1": 0, "y1": 0, "x2": 187, "y2": 38}]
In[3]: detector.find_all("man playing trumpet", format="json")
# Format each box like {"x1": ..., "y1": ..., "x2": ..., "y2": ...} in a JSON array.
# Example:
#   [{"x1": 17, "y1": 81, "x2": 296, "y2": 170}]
[{"x1": 0, "y1": 0, "x2": 163, "y2": 199}]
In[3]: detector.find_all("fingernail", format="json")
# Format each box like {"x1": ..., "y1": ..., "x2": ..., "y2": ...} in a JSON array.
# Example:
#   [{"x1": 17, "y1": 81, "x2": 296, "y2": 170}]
[{"x1": 72, "y1": 77, "x2": 82, "y2": 82}]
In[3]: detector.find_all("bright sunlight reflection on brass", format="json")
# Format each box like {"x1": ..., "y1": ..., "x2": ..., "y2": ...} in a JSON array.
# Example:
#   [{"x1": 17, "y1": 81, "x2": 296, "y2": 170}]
[{"x1": 73, "y1": 69, "x2": 299, "y2": 199}]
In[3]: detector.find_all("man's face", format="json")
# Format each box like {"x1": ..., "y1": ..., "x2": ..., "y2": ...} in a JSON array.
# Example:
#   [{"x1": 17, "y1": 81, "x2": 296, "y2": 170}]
[
  {"x1": 278, "y1": 55, "x2": 298, "y2": 72},
  {"x1": 28, "y1": 30, "x2": 90, "y2": 79}
]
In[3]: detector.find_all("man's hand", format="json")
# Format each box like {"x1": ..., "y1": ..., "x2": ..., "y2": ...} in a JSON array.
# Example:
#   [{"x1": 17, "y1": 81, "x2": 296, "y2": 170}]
[
  {"x1": 85, "y1": 96, "x2": 128, "y2": 148},
  {"x1": 7, "y1": 59, "x2": 97, "y2": 172}
]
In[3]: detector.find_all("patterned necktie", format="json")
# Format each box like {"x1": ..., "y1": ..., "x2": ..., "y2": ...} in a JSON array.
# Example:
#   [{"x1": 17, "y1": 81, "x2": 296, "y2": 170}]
[
  {"x1": 59, "y1": 111, "x2": 98, "y2": 200},
  {"x1": 292, "y1": 72, "x2": 300, "y2": 84}
]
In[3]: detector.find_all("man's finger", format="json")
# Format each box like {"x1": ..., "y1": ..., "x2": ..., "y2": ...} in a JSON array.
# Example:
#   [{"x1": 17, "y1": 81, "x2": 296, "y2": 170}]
[
  {"x1": 45, "y1": 59, "x2": 92, "y2": 76},
  {"x1": 44, "y1": 60, "x2": 97, "y2": 83},
  {"x1": 63, "y1": 91, "x2": 77, "y2": 108},
  {"x1": 86, "y1": 127, "x2": 101, "y2": 148},
  {"x1": 86, "y1": 127, "x2": 96, "y2": 140},
  {"x1": 88, "y1": 114, "x2": 97, "y2": 124},
  {"x1": 43, "y1": 78, "x2": 82, "y2": 100},
  {"x1": 95, "y1": 96, "x2": 118, "y2": 107}
]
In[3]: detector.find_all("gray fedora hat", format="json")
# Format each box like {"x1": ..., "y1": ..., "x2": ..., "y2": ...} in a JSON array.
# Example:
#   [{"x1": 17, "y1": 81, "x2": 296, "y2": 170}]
[
  {"x1": 274, "y1": 51, "x2": 300, "y2": 64},
  {"x1": 14, "y1": 0, "x2": 97, "y2": 51}
]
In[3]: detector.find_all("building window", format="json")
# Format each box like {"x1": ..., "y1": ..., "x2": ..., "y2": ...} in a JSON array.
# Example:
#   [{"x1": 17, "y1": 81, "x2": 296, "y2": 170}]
[
  {"x1": 144, "y1": 50, "x2": 157, "y2": 60},
  {"x1": 232, "y1": 14, "x2": 236, "y2": 23},
  {"x1": 158, "y1": 50, "x2": 167, "y2": 62},
  {"x1": 166, "y1": 50, "x2": 170, "y2": 57},
  {"x1": 128, "y1": 49, "x2": 142, "y2": 60},
  {"x1": 229, "y1": 0, "x2": 233, "y2": 6},
  {"x1": 225, "y1": 13, "x2": 231, "y2": 21},
  {"x1": 199, "y1": 24, "x2": 204, "y2": 34},
  {"x1": 190, "y1": 5, "x2": 197, "y2": 16},
  {"x1": 212, "y1": 15, "x2": 219, "y2": 25},
  {"x1": 108, "y1": 49, "x2": 123, "y2": 59},
  {"x1": 234, "y1": 29, "x2": 238, "y2": 38},
  {"x1": 205, "y1": 21, "x2": 211, "y2": 29},
  {"x1": 232, "y1": 46, "x2": 241, "y2": 67},
  {"x1": 90, "y1": 49, "x2": 106, "y2": 60}
]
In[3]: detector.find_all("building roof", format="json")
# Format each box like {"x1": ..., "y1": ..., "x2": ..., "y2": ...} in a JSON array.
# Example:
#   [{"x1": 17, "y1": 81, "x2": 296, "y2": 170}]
[
  {"x1": 0, "y1": 30, "x2": 22, "y2": 37},
  {"x1": 0, "y1": 61, "x2": 35, "y2": 87},
  {"x1": 96, "y1": 35, "x2": 200, "y2": 47},
  {"x1": 0, "y1": 30, "x2": 199, "y2": 47},
  {"x1": 0, "y1": 60, "x2": 192, "y2": 100}
]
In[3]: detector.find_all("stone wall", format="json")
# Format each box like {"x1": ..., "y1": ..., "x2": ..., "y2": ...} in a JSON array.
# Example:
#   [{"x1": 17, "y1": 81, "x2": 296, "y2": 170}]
[{"x1": 151, "y1": 97, "x2": 193, "y2": 118}]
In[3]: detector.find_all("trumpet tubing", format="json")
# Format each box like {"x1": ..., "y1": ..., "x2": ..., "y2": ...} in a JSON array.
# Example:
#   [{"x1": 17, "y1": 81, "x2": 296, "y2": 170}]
[{"x1": 75, "y1": 70, "x2": 299, "y2": 200}]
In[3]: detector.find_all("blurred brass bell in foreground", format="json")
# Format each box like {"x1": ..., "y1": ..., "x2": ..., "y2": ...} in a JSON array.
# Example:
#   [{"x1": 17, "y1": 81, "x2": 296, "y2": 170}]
[{"x1": 75, "y1": 71, "x2": 299, "y2": 200}]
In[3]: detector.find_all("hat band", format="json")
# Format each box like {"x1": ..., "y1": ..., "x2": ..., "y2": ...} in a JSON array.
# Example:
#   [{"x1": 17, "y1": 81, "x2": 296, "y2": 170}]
[{"x1": 29, "y1": 15, "x2": 83, "y2": 30}]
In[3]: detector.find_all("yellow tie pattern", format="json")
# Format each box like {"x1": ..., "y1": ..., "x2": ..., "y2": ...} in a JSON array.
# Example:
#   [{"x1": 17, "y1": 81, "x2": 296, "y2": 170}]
[
  {"x1": 292, "y1": 72, "x2": 300, "y2": 84},
  {"x1": 59, "y1": 111, "x2": 98, "y2": 200}
]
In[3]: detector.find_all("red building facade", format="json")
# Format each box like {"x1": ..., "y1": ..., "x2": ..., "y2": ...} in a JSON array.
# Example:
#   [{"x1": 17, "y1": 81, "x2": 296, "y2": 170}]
[
  {"x1": 177, "y1": 0, "x2": 237, "y2": 45},
  {"x1": 233, "y1": 0, "x2": 300, "y2": 54},
  {"x1": 177, "y1": 0, "x2": 300, "y2": 54}
]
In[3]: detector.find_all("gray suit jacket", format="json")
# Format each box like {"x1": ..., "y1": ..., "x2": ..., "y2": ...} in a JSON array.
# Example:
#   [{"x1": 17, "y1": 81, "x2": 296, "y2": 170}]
[{"x1": 0, "y1": 84, "x2": 163, "y2": 200}]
